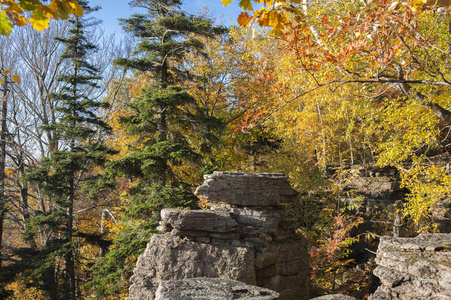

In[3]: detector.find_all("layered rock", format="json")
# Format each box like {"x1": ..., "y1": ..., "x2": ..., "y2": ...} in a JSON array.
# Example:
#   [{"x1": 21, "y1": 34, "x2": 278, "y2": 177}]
[
  {"x1": 127, "y1": 172, "x2": 309, "y2": 300},
  {"x1": 369, "y1": 234, "x2": 451, "y2": 300},
  {"x1": 128, "y1": 234, "x2": 256, "y2": 299},
  {"x1": 195, "y1": 171, "x2": 299, "y2": 207},
  {"x1": 154, "y1": 278, "x2": 280, "y2": 300}
]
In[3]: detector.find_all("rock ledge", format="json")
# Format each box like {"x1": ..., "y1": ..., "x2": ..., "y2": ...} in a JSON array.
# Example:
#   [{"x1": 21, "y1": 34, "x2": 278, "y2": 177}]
[{"x1": 370, "y1": 233, "x2": 451, "y2": 300}]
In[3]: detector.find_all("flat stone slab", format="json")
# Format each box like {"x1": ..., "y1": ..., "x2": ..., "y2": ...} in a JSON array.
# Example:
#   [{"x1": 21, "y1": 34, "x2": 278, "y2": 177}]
[
  {"x1": 155, "y1": 277, "x2": 280, "y2": 300},
  {"x1": 158, "y1": 209, "x2": 238, "y2": 234},
  {"x1": 195, "y1": 172, "x2": 298, "y2": 207},
  {"x1": 311, "y1": 295, "x2": 357, "y2": 300}
]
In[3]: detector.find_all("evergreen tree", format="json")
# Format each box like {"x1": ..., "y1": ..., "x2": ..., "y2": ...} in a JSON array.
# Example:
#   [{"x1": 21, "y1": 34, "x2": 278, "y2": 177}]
[
  {"x1": 87, "y1": 0, "x2": 226, "y2": 297},
  {"x1": 3, "y1": 2, "x2": 112, "y2": 299}
]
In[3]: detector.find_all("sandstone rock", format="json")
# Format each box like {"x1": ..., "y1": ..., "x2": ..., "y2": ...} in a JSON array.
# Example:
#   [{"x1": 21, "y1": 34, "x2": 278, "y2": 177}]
[
  {"x1": 257, "y1": 273, "x2": 308, "y2": 300},
  {"x1": 432, "y1": 199, "x2": 451, "y2": 233},
  {"x1": 311, "y1": 295, "x2": 358, "y2": 300},
  {"x1": 154, "y1": 277, "x2": 280, "y2": 300},
  {"x1": 228, "y1": 207, "x2": 282, "y2": 236},
  {"x1": 369, "y1": 233, "x2": 451, "y2": 300},
  {"x1": 195, "y1": 171, "x2": 298, "y2": 206},
  {"x1": 127, "y1": 234, "x2": 256, "y2": 300},
  {"x1": 347, "y1": 177, "x2": 399, "y2": 196},
  {"x1": 159, "y1": 209, "x2": 238, "y2": 234},
  {"x1": 127, "y1": 172, "x2": 309, "y2": 300}
]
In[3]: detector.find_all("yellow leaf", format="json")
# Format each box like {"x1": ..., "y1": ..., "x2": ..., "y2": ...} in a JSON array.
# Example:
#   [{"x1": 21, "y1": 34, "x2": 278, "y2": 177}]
[
  {"x1": 0, "y1": 11, "x2": 12, "y2": 36},
  {"x1": 30, "y1": 17, "x2": 50, "y2": 31},
  {"x1": 68, "y1": 1, "x2": 83, "y2": 17},
  {"x1": 2, "y1": 69, "x2": 10, "y2": 75},
  {"x1": 30, "y1": 9, "x2": 50, "y2": 31},
  {"x1": 5, "y1": 169, "x2": 14, "y2": 175},
  {"x1": 12, "y1": 74, "x2": 20, "y2": 83},
  {"x1": 268, "y1": 10, "x2": 278, "y2": 27}
]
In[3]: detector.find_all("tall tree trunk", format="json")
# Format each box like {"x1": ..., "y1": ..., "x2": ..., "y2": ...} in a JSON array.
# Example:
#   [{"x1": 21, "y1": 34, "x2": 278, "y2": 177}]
[
  {"x1": 42, "y1": 266, "x2": 59, "y2": 300},
  {"x1": 64, "y1": 137, "x2": 75, "y2": 299},
  {"x1": 0, "y1": 74, "x2": 8, "y2": 268},
  {"x1": 65, "y1": 74, "x2": 77, "y2": 299},
  {"x1": 99, "y1": 209, "x2": 108, "y2": 257},
  {"x1": 17, "y1": 152, "x2": 37, "y2": 249},
  {"x1": 316, "y1": 99, "x2": 327, "y2": 170},
  {"x1": 157, "y1": 108, "x2": 168, "y2": 185},
  {"x1": 346, "y1": 107, "x2": 354, "y2": 165},
  {"x1": 66, "y1": 193, "x2": 75, "y2": 300}
]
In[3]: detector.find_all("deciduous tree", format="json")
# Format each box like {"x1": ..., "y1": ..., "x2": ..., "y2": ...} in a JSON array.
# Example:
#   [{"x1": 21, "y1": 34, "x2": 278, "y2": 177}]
[{"x1": 225, "y1": 0, "x2": 451, "y2": 227}]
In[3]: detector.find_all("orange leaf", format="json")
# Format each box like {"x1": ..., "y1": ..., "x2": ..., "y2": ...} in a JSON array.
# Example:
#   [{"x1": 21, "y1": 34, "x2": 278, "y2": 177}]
[{"x1": 238, "y1": 12, "x2": 253, "y2": 26}]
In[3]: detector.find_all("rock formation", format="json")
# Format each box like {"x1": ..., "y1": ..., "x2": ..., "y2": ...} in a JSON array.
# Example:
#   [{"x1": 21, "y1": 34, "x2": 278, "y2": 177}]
[
  {"x1": 369, "y1": 233, "x2": 451, "y2": 300},
  {"x1": 154, "y1": 277, "x2": 280, "y2": 300},
  {"x1": 126, "y1": 172, "x2": 309, "y2": 300},
  {"x1": 311, "y1": 295, "x2": 358, "y2": 300},
  {"x1": 432, "y1": 199, "x2": 451, "y2": 233}
]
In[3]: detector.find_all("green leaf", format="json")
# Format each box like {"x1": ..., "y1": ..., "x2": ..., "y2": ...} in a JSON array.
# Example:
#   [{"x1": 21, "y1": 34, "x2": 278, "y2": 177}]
[
  {"x1": 18, "y1": 0, "x2": 38, "y2": 11},
  {"x1": 0, "y1": 11, "x2": 12, "y2": 36}
]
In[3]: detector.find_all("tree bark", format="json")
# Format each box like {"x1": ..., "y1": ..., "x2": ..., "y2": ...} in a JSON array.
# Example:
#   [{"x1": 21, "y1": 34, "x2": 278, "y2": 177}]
[
  {"x1": 391, "y1": 80, "x2": 451, "y2": 123},
  {"x1": 0, "y1": 74, "x2": 8, "y2": 268}
]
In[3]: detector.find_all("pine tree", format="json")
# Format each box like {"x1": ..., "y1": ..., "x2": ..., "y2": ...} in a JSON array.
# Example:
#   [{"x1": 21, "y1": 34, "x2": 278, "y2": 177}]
[
  {"x1": 87, "y1": 0, "x2": 226, "y2": 297},
  {"x1": 5, "y1": 2, "x2": 112, "y2": 299}
]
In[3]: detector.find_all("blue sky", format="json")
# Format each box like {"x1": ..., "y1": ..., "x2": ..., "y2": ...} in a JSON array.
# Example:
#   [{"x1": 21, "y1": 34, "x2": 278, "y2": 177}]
[{"x1": 88, "y1": 0, "x2": 243, "y2": 38}]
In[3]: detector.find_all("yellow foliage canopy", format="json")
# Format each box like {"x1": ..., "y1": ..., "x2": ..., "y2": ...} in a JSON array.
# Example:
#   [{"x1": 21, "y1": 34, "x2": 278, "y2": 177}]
[
  {"x1": 0, "y1": 0, "x2": 83, "y2": 35},
  {"x1": 224, "y1": 0, "x2": 451, "y2": 229}
]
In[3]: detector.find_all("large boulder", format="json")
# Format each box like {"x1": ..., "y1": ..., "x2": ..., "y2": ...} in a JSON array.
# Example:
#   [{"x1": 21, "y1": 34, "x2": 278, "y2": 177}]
[{"x1": 127, "y1": 234, "x2": 256, "y2": 300}]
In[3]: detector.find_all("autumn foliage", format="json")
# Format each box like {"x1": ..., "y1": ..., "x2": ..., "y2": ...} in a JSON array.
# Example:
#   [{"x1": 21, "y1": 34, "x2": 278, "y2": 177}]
[
  {"x1": 0, "y1": 0, "x2": 83, "y2": 35},
  {"x1": 2, "y1": 0, "x2": 451, "y2": 298}
]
